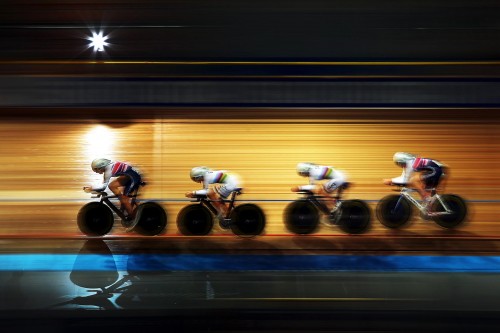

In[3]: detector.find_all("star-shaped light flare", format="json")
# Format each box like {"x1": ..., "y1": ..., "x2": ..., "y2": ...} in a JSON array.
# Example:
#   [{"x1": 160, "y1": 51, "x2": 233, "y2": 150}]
[{"x1": 87, "y1": 31, "x2": 109, "y2": 52}]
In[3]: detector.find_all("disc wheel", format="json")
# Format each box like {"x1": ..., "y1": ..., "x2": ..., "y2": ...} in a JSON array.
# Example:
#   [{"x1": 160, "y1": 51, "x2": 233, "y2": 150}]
[
  {"x1": 284, "y1": 200, "x2": 320, "y2": 235},
  {"x1": 230, "y1": 204, "x2": 266, "y2": 237},
  {"x1": 177, "y1": 205, "x2": 213, "y2": 236},
  {"x1": 431, "y1": 194, "x2": 467, "y2": 229},
  {"x1": 376, "y1": 195, "x2": 412, "y2": 228},
  {"x1": 133, "y1": 202, "x2": 167, "y2": 236},
  {"x1": 77, "y1": 202, "x2": 114, "y2": 236},
  {"x1": 337, "y1": 200, "x2": 371, "y2": 234}
]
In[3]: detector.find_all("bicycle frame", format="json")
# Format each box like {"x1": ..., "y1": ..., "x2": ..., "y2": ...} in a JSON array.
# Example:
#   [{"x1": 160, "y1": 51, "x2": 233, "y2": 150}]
[
  {"x1": 301, "y1": 192, "x2": 342, "y2": 215},
  {"x1": 91, "y1": 190, "x2": 140, "y2": 221},
  {"x1": 192, "y1": 190, "x2": 240, "y2": 219},
  {"x1": 394, "y1": 187, "x2": 453, "y2": 217}
]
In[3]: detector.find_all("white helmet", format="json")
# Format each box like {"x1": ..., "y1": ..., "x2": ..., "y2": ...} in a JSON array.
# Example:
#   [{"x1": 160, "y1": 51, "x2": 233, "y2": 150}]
[
  {"x1": 91, "y1": 158, "x2": 111, "y2": 172},
  {"x1": 190, "y1": 166, "x2": 209, "y2": 182},
  {"x1": 296, "y1": 162, "x2": 316, "y2": 176},
  {"x1": 393, "y1": 152, "x2": 415, "y2": 166}
]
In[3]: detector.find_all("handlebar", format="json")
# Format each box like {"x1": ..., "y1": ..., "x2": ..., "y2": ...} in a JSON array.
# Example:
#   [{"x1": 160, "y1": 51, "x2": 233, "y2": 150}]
[{"x1": 90, "y1": 191, "x2": 107, "y2": 198}]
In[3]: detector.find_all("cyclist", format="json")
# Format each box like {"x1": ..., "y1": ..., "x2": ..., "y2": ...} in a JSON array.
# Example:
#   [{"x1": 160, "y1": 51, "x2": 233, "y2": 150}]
[
  {"x1": 292, "y1": 162, "x2": 348, "y2": 212},
  {"x1": 186, "y1": 166, "x2": 242, "y2": 223},
  {"x1": 83, "y1": 158, "x2": 142, "y2": 220},
  {"x1": 383, "y1": 152, "x2": 446, "y2": 207}
]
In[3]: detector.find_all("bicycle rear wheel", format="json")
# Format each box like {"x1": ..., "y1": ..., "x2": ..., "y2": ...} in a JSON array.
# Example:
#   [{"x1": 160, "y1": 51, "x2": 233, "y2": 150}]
[
  {"x1": 133, "y1": 202, "x2": 167, "y2": 236},
  {"x1": 284, "y1": 200, "x2": 320, "y2": 235},
  {"x1": 338, "y1": 200, "x2": 371, "y2": 234},
  {"x1": 230, "y1": 204, "x2": 266, "y2": 237},
  {"x1": 431, "y1": 194, "x2": 467, "y2": 228}
]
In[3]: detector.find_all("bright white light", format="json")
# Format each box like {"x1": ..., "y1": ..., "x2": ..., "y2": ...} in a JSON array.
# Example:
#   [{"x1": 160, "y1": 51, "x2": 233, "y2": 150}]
[
  {"x1": 84, "y1": 125, "x2": 115, "y2": 159},
  {"x1": 87, "y1": 31, "x2": 109, "y2": 52}
]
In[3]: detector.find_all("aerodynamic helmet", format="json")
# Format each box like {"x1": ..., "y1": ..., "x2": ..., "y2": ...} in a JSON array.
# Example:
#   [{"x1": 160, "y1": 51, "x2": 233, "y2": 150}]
[
  {"x1": 91, "y1": 158, "x2": 112, "y2": 172},
  {"x1": 296, "y1": 162, "x2": 316, "y2": 176},
  {"x1": 190, "y1": 166, "x2": 210, "y2": 182},
  {"x1": 393, "y1": 152, "x2": 415, "y2": 167}
]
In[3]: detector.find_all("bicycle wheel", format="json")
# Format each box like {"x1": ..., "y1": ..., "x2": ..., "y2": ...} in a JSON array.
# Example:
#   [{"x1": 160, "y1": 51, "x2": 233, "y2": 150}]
[
  {"x1": 431, "y1": 194, "x2": 467, "y2": 229},
  {"x1": 177, "y1": 204, "x2": 213, "y2": 236},
  {"x1": 230, "y1": 204, "x2": 266, "y2": 237},
  {"x1": 338, "y1": 200, "x2": 371, "y2": 234},
  {"x1": 77, "y1": 202, "x2": 114, "y2": 236},
  {"x1": 284, "y1": 200, "x2": 320, "y2": 235},
  {"x1": 133, "y1": 202, "x2": 167, "y2": 236},
  {"x1": 376, "y1": 195, "x2": 412, "y2": 228}
]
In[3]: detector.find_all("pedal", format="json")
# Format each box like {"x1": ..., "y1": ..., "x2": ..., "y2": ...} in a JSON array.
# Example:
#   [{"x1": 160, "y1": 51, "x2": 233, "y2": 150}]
[
  {"x1": 328, "y1": 209, "x2": 341, "y2": 225},
  {"x1": 124, "y1": 215, "x2": 139, "y2": 232},
  {"x1": 219, "y1": 218, "x2": 232, "y2": 229}
]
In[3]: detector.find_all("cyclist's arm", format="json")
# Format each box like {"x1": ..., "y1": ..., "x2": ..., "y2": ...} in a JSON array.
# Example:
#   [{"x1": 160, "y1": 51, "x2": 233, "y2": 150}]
[
  {"x1": 391, "y1": 161, "x2": 413, "y2": 185},
  {"x1": 91, "y1": 168, "x2": 112, "y2": 191},
  {"x1": 191, "y1": 172, "x2": 212, "y2": 196}
]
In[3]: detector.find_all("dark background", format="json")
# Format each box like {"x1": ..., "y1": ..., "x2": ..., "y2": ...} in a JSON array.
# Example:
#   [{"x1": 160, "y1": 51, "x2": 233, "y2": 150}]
[
  {"x1": 1, "y1": 2, "x2": 500, "y2": 332},
  {"x1": 2, "y1": 0, "x2": 500, "y2": 61}
]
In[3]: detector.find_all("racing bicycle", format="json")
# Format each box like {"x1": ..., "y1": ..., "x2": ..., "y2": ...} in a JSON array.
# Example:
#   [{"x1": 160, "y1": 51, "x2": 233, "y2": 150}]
[
  {"x1": 177, "y1": 189, "x2": 265, "y2": 237},
  {"x1": 284, "y1": 183, "x2": 371, "y2": 235},
  {"x1": 77, "y1": 182, "x2": 167, "y2": 236},
  {"x1": 376, "y1": 184, "x2": 467, "y2": 229}
]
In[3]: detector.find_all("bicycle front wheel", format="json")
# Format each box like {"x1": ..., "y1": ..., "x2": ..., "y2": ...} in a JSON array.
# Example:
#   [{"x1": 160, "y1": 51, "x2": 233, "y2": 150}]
[
  {"x1": 77, "y1": 202, "x2": 114, "y2": 236},
  {"x1": 177, "y1": 204, "x2": 213, "y2": 236},
  {"x1": 283, "y1": 200, "x2": 320, "y2": 235},
  {"x1": 230, "y1": 204, "x2": 266, "y2": 237},
  {"x1": 376, "y1": 195, "x2": 412, "y2": 228}
]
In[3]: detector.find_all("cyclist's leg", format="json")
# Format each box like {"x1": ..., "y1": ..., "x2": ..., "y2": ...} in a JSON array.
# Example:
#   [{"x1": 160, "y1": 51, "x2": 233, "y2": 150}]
[
  {"x1": 208, "y1": 186, "x2": 227, "y2": 216},
  {"x1": 408, "y1": 173, "x2": 429, "y2": 200},
  {"x1": 321, "y1": 179, "x2": 342, "y2": 211},
  {"x1": 109, "y1": 176, "x2": 135, "y2": 217},
  {"x1": 421, "y1": 166, "x2": 442, "y2": 199}
]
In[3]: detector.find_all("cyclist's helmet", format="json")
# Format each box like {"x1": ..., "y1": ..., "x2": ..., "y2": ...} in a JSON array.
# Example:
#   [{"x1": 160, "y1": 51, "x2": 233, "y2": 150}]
[
  {"x1": 393, "y1": 152, "x2": 415, "y2": 167},
  {"x1": 190, "y1": 166, "x2": 210, "y2": 182},
  {"x1": 296, "y1": 162, "x2": 316, "y2": 177},
  {"x1": 91, "y1": 158, "x2": 112, "y2": 172}
]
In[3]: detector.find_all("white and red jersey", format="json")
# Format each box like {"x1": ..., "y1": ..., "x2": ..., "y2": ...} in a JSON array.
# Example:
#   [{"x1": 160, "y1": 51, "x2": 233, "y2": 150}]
[
  {"x1": 392, "y1": 157, "x2": 444, "y2": 185},
  {"x1": 91, "y1": 161, "x2": 138, "y2": 192}
]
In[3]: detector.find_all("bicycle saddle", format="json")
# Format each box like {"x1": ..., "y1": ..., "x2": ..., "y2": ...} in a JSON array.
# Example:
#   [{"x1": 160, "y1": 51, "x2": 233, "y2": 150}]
[{"x1": 297, "y1": 190, "x2": 314, "y2": 195}]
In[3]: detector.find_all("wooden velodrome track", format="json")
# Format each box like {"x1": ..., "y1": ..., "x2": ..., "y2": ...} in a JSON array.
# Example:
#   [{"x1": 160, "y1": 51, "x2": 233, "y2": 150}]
[{"x1": 0, "y1": 108, "x2": 498, "y2": 249}]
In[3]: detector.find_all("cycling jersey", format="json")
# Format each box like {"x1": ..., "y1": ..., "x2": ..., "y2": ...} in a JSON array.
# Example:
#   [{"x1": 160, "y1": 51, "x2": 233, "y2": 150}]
[
  {"x1": 194, "y1": 170, "x2": 241, "y2": 198},
  {"x1": 92, "y1": 161, "x2": 142, "y2": 195},
  {"x1": 392, "y1": 157, "x2": 444, "y2": 188},
  {"x1": 300, "y1": 165, "x2": 347, "y2": 194}
]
